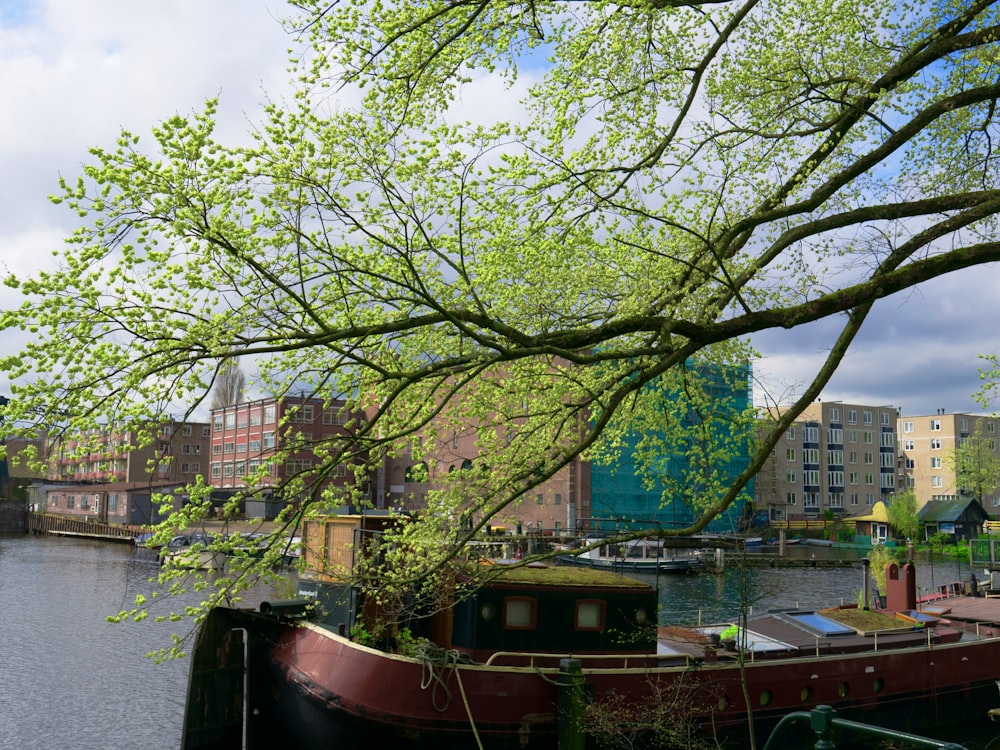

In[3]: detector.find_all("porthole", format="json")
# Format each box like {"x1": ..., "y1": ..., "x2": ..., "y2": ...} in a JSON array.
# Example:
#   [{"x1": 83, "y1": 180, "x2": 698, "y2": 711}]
[
  {"x1": 635, "y1": 607, "x2": 648, "y2": 624},
  {"x1": 800, "y1": 686, "x2": 812, "y2": 702},
  {"x1": 873, "y1": 678, "x2": 884, "y2": 694},
  {"x1": 759, "y1": 690, "x2": 772, "y2": 707},
  {"x1": 839, "y1": 682, "x2": 849, "y2": 698},
  {"x1": 480, "y1": 603, "x2": 496, "y2": 622}
]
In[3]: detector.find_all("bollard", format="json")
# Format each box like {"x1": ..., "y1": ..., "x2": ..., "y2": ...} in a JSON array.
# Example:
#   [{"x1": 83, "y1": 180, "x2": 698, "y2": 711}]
[{"x1": 556, "y1": 658, "x2": 586, "y2": 750}]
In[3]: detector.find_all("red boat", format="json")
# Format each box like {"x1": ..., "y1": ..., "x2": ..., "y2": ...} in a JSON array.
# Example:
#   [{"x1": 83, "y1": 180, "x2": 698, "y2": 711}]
[{"x1": 181, "y1": 517, "x2": 1000, "y2": 749}]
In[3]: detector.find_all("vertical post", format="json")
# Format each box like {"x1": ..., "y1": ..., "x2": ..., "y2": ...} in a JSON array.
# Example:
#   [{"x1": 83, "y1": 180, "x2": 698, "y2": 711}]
[
  {"x1": 861, "y1": 557, "x2": 871, "y2": 611},
  {"x1": 231, "y1": 628, "x2": 249, "y2": 750},
  {"x1": 557, "y1": 658, "x2": 586, "y2": 750}
]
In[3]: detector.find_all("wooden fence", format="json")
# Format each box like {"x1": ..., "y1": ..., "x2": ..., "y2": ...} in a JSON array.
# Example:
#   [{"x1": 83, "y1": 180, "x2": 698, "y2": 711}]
[{"x1": 27, "y1": 512, "x2": 145, "y2": 543}]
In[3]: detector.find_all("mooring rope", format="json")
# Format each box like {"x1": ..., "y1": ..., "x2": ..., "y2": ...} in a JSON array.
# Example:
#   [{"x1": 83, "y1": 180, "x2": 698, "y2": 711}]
[{"x1": 415, "y1": 642, "x2": 484, "y2": 750}]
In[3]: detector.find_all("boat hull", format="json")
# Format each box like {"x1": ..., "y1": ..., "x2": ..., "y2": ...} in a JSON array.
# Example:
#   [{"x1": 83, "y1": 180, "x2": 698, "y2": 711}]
[{"x1": 183, "y1": 607, "x2": 1000, "y2": 749}]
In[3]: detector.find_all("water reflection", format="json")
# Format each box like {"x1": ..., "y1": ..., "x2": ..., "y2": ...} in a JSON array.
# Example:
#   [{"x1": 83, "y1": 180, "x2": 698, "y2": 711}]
[
  {"x1": 651, "y1": 546, "x2": 974, "y2": 626},
  {"x1": 0, "y1": 534, "x2": 277, "y2": 750}
]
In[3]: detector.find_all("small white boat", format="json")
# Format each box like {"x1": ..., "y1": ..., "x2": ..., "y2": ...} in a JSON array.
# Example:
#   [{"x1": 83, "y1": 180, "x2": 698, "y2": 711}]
[{"x1": 560, "y1": 537, "x2": 704, "y2": 573}]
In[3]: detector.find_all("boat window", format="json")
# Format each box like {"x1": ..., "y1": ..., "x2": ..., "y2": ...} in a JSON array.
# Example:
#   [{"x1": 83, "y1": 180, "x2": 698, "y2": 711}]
[
  {"x1": 503, "y1": 597, "x2": 537, "y2": 630},
  {"x1": 575, "y1": 600, "x2": 605, "y2": 631}
]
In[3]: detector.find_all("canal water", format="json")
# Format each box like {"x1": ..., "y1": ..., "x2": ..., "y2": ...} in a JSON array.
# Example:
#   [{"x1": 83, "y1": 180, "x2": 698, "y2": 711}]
[{"x1": 0, "y1": 535, "x2": 996, "y2": 749}]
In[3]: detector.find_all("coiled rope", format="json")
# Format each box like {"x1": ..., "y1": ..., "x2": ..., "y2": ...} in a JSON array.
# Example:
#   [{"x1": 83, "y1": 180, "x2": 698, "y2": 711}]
[{"x1": 415, "y1": 642, "x2": 484, "y2": 750}]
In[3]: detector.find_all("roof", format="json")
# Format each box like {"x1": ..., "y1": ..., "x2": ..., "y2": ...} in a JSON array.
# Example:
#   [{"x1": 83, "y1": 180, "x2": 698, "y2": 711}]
[
  {"x1": 846, "y1": 501, "x2": 890, "y2": 524},
  {"x1": 917, "y1": 497, "x2": 985, "y2": 523}
]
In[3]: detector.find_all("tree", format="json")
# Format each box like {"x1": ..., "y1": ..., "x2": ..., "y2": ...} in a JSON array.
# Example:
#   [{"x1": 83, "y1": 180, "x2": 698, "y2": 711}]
[
  {"x1": 4, "y1": 0, "x2": 1000, "y2": 631},
  {"x1": 209, "y1": 359, "x2": 246, "y2": 411},
  {"x1": 948, "y1": 425, "x2": 1000, "y2": 504},
  {"x1": 885, "y1": 490, "x2": 920, "y2": 542}
]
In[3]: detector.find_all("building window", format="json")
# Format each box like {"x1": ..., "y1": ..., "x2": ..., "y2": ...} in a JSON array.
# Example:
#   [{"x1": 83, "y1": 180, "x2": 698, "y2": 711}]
[
  {"x1": 828, "y1": 428, "x2": 843, "y2": 444},
  {"x1": 848, "y1": 410, "x2": 857, "y2": 424},
  {"x1": 787, "y1": 491, "x2": 797, "y2": 505},
  {"x1": 225, "y1": 412, "x2": 236, "y2": 429},
  {"x1": 202, "y1": 426, "x2": 211, "y2": 437},
  {"x1": 786, "y1": 426, "x2": 796, "y2": 441},
  {"x1": 250, "y1": 410, "x2": 261, "y2": 427},
  {"x1": 67, "y1": 496, "x2": 75, "y2": 509},
  {"x1": 213, "y1": 415, "x2": 223, "y2": 431},
  {"x1": 849, "y1": 472, "x2": 859, "y2": 484},
  {"x1": 863, "y1": 411, "x2": 873, "y2": 426},
  {"x1": 850, "y1": 493, "x2": 859, "y2": 506},
  {"x1": 213, "y1": 444, "x2": 222, "y2": 455},
  {"x1": 224, "y1": 442, "x2": 235, "y2": 454},
  {"x1": 803, "y1": 470, "x2": 820, "y2": 486},
  {"x1": 323, "y1": 407, "x2": 348, "y2": 426},
  {"x1": 555, "y1": 493, "x2": 562, "y2": 505},
  {"x1": 881, "y1": 412, "x2": 890, "y2": 426},
  {"x1": 930, "y1": 419, "x2": 941, "y2": 431},
  {"x1": 250, "y1": 439, "x2": 261, "y2": 452},
  {"x1": 264, "y1": 405, "x2": 276, "y2": 424},
  {"x1": 828, "y1": 471, "x2": 844, "y2": 486},
  {"x1": 237, "y1": 442, "x2": 246, "y2": 454},
  {"x1": 931, "y1": 438, "x2": 942, "y2": 450},
  {"x1": 830, "y1": 408, "x2": 840, "y2": 422},
  {"x1": 931, "y1": 457, "x2": 942, "y2": 469},
  {"x1": 211, "y1": 462, "x2": 221, "y2": 478},
  {"x1": 263, "y1": 432, "x2": 275, "y2": 449},
  {"x1": 182, "y1": 425, "x2": 193, "y2": 436},
  {"x1": 849, "y1": 451, "x2": 858, "y2": 464},
  {"x1": 903, "y1": 421, "x2": 914, "y2": 433},
  {"x1": 903, "y1": 439, "x2": 914, "y2": 451},
  {"x1": 828, "y1": 450, "x2": 843, "y2": 465},
  {"x1": 931, "y1": 476, "x2": 943, "y2": 488},
  {"x1": 786, "y1": 448, "x2": 795, "y2": 461},
  {"x1": 787, "y1": 470, "x2": 796, "y2": 484},
  {"x1": 223, "y1": 463, "x2": 234, "y2": 477},
  {"x1": 108, "y1": 494, "x2": 118, "y2": 511},
  {"x1": 291, "y1": 404, "x2": 315, "y2": 423}
]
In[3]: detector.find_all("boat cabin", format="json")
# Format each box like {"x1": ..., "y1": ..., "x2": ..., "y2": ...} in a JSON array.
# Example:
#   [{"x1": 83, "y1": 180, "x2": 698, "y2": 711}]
[
  {"x1": 448, "y1": 564, "x2": 657, "y2": 661},
  {"x1": 296, "y1": 515, "x2": 658, "y2": 660}
]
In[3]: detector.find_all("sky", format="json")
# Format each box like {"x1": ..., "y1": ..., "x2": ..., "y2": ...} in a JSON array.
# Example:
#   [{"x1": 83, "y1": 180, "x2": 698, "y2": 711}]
[{"x1": 0, "y1": 1, "x2": 998, "y2": 420}]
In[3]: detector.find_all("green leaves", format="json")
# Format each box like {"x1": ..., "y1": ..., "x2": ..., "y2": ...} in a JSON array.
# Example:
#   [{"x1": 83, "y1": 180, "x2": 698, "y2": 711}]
[{"x1": 7, "y1": 0, "x2": 1000, "y2": 644}]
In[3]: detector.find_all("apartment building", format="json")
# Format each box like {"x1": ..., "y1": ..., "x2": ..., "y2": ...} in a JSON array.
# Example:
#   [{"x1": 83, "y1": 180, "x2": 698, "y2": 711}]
[
  {"x1": 208, "y1": 396, "x2": 370, "y2": 504},
  {"x1": 383, "y1": 361, "x2": 752, "y2": 535},
  {"x1": 755, "y1": 402, "x2": 903, "y2": 522},
  {"x1": 898, "y1": 411, "x2": 1000, "y2": 511},
  {"x1": 47, "y1": 420, "x2": 211, "y2": 485},
  {"x1": 380, "y1": 429, "x2": 589, "y2": 534}
]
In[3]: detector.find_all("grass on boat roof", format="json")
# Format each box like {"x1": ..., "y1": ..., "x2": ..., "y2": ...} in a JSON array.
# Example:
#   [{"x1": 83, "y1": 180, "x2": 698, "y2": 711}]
[
  {"x1": 476, "y1": 562, "x2": 654, "y2": 589},
  {"x1": 820, "y1": 607, "x2": 911, "y2": 633}
]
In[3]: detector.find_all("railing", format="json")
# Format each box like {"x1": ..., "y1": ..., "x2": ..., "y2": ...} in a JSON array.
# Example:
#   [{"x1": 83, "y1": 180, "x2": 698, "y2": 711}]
[
  {"x1": 26, "y1": 513, "x2": 144, "y2": 543},
  {"x1": 969, "y1": 538, "x2": 1000, "y2": 568},
  {"x1": 763, "y1": 705, "x2": 967, "y2": 749},
  {"x1": 768, "y1": 519, "x2": 832, "y2": 530}
]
